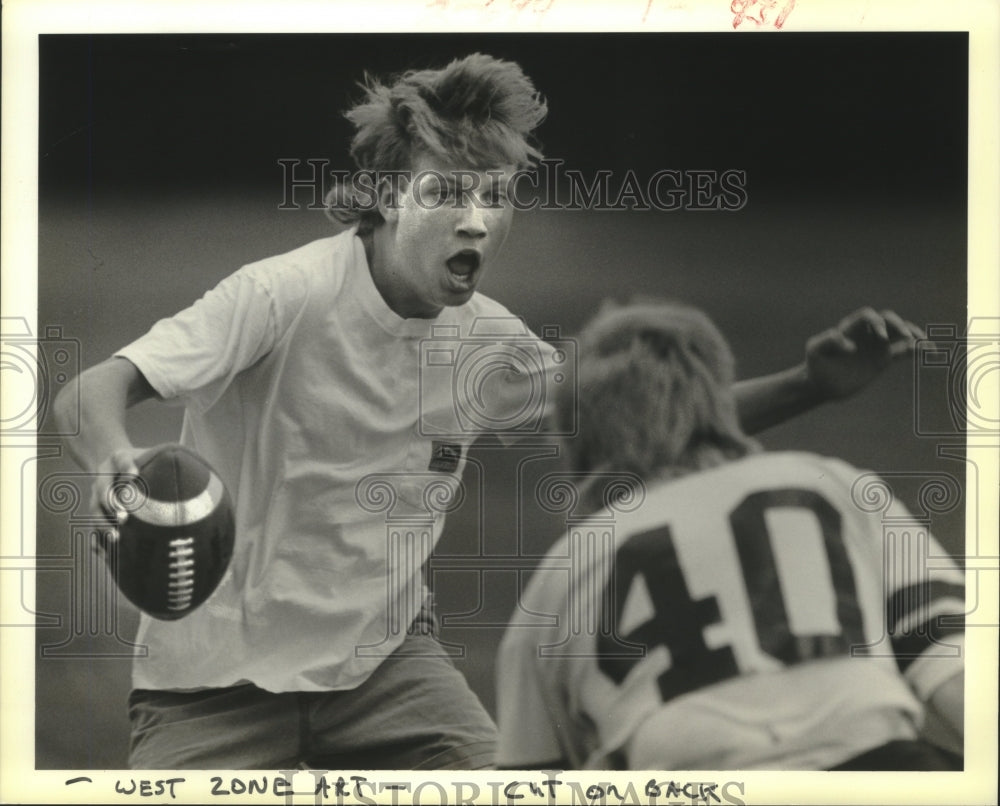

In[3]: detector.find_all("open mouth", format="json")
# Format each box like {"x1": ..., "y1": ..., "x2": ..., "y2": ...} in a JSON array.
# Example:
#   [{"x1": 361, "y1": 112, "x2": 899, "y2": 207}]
[{"x1": 446, "y1": 249, "x2": 482, "y2": 278}]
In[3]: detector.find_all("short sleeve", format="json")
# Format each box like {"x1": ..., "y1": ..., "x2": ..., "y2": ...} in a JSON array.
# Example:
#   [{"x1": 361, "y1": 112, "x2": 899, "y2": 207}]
[
  {"x1": 444, "y1": 312, "x2": 563, "y2": 444},
  {"x1": 879, "y1": 496, "x2": 965, "y2": 702},
  {"x1": 495, "y1": 622, "x2": 568, "y2": 768},
  {"x1": 819, "y1": 458, "x2": 965, "y2": 702},
  {"x1": 116, "y1": 270, "x2": 279, "y2": 413},
  {"x1": 488, "y1": 335, "x2": 564, "y2": 445}
]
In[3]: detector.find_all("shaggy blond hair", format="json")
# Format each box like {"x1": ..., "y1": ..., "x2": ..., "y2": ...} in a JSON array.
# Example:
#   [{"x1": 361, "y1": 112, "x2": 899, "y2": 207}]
[
  {"x1": 327, "y1": 53, "x2": 547, "y2": 232},
  {"x1": 557, "y1": 301, "x2": 759, "y2": 508}
]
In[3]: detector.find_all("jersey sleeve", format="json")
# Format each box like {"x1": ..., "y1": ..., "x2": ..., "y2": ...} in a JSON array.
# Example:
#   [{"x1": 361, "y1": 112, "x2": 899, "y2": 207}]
[
  {"x1": 496, "y1": 568, "x2": 572, "y2": 768},
  {"x1": 809, "y1": 456, "x2": 965, "y2": 705},
  {"x1": 496, "y1": 632, "x2": 569, "y2": 767},
  {"x1": 879, "y1": 495, "x2": 965, "y2": 703},
  {"x1": 455, "y1": 311, "x2": 563, "y2": 445},
  {"x1": 115, "y1": 269, "x2": 279, "y2": 413}
]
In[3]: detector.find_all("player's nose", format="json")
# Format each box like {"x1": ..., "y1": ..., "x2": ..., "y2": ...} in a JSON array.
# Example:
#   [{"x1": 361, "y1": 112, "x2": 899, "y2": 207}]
[{"x1": 455, "y1": 200, "x2": 488, "y2": 239}]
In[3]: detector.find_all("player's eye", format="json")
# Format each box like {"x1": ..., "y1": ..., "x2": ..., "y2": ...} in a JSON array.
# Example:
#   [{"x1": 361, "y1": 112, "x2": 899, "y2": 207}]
[
  {"x1": 485, "y1": 185, "x2": 509, "y2": 207},
  {"x1": 416, "y1": 180, "x2": 452, "y2": 207}
]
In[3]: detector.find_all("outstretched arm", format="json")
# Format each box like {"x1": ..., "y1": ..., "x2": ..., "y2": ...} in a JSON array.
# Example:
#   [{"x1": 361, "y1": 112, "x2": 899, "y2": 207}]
[
  {"x1": 53, "y1": 356, "x2": 158, "y2": 532},
  {"x1": 735, "y1": 307, "x2": 923, "y2": 434}
]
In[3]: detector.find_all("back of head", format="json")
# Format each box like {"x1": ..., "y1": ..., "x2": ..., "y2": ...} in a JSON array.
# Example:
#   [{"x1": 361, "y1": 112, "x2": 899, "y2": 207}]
[
  {"x1": 328, "y1": 53, "x2": 547, "y2": 231},
  {"x1": 557, "y1": 300, "x2": 759, "y2": 499}
]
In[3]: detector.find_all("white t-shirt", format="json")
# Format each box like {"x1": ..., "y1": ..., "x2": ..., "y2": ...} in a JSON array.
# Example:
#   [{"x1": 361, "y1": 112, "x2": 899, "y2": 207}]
[
  {"x1": 496, "y1": 451, "x2": 965, "y2": 769},
  {"x1": 118, "y1": 228, "x2": 556, "y2": 692}
]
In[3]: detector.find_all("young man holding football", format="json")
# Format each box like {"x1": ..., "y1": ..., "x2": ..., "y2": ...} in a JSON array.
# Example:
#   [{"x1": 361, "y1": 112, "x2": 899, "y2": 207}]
[
  {"x1": 496, "y1": 300, "x2": 963, "y2": 771},
  {"x1": 54, "y1": 53, "x2": 923, "y2": 770}
]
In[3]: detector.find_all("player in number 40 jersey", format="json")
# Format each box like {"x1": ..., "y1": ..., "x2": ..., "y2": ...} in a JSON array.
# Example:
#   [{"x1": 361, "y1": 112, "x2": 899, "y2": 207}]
[{"x1": 496, "y1": 301, "x2": 964, "y2": 771}]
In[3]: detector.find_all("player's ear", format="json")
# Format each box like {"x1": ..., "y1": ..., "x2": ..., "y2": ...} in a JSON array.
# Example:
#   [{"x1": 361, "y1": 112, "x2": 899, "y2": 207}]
[{"x1": 377, "y1": 175, "x2": 404, "y2": 223}]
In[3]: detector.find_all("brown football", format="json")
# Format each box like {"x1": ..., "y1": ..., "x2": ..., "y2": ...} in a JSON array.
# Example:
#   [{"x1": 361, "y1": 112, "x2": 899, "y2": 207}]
[{"x1": 107, "y1": 444, "x2": 234, "y2": 620}]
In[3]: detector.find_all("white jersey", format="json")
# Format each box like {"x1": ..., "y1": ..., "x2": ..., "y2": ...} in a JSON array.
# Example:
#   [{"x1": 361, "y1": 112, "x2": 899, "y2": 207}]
[
  {"x1": 497, "y1": 451, "x2": 965, "y2": 769},
  {"x1": 118, "y1": 228, "x2": 556, "y2": 692}
]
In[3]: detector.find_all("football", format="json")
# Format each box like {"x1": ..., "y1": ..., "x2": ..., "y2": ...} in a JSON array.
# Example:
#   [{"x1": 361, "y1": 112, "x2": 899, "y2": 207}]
[{"x1": 107, "y1": 443, "x2": 235, "y2": 621}]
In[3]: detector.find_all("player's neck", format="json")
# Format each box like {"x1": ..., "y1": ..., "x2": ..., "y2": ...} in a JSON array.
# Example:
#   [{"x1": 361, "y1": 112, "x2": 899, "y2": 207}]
[
  {"x1": 362, "y1": 229, "x2": 398, "y2": 313},
  {"x1": 360, "y1": 229, "x2": 376, "y2": 273}
]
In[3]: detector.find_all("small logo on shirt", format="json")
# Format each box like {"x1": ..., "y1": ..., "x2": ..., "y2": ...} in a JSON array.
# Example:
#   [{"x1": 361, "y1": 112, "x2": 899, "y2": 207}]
[{"x1": 429, "y1": 442, "x2": 463, "y2": 473}]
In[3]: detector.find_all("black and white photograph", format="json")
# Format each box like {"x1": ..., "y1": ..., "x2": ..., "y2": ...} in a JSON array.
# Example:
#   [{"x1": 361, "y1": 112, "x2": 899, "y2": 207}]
[{"x1": 2, "y1": 1, "x2": 997, "y2": 804}]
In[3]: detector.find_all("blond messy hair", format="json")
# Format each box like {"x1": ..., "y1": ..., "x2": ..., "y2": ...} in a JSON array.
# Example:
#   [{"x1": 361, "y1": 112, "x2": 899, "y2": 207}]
[
  {"x1": 557, "y1": 300, "x2": 760, "y2": 507},
  {"x1": 327, "y1": 53, "x2": 547, "y2": 232}
]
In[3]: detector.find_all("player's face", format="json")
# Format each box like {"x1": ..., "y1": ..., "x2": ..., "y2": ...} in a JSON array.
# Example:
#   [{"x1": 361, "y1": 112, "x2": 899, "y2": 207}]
[{"x1": 383, "y1": 152, "x2": 516, "y2": 318}]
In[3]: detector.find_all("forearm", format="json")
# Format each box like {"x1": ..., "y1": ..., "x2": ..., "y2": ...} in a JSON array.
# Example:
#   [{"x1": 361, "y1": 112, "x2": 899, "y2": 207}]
[
  {"x1": 735, "y1": 307, "x2": 922, "y2": 434},
  {"x1": 734, "y1": 363, "x2": 824, "y2": 435},
  {"x1": 71, "y1": 391, "x2": 132, "y2": 473},
  {"x1": 54, "y1": 358, "x2": 154, "y2": 472}
]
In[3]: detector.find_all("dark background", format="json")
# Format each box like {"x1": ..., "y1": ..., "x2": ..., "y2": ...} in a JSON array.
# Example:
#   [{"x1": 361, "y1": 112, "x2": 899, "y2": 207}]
[{"x1": 35, "y1": 33, "x2": 968, "y2": 768}]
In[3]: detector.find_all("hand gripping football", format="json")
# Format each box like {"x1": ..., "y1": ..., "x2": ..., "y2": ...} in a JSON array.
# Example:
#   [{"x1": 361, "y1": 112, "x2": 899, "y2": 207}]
[{"x1": 108, "y1": 444, "x2": 235, "y2": 620}]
